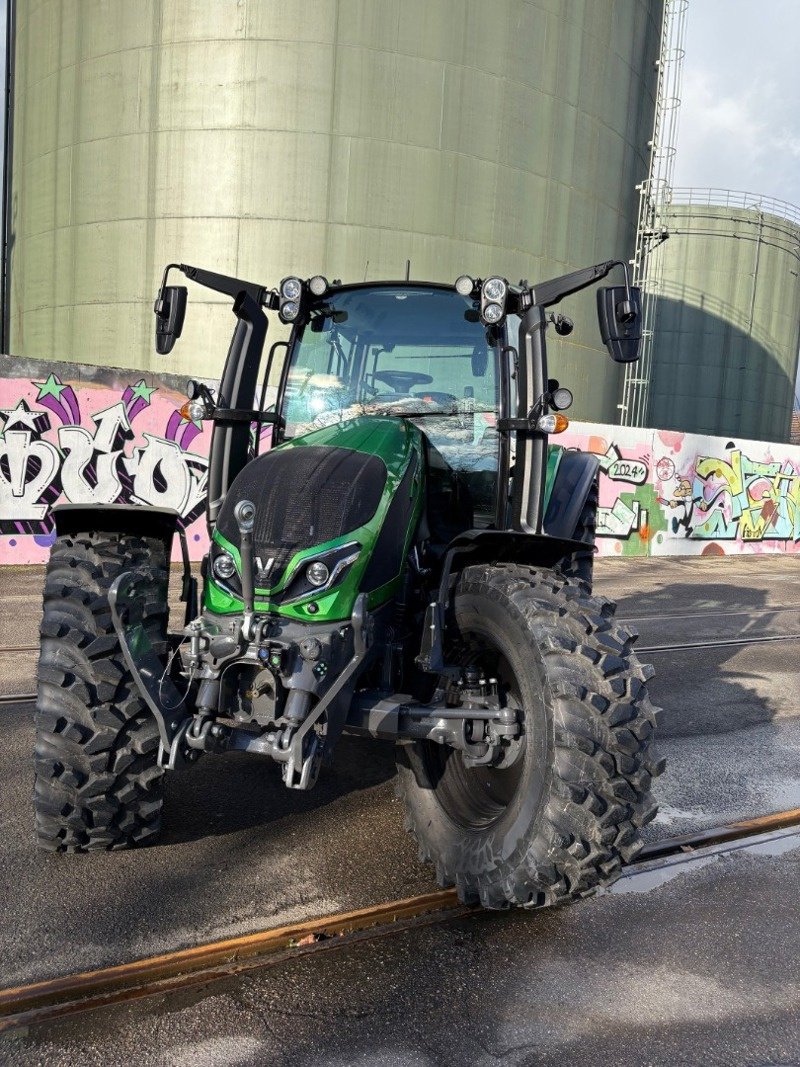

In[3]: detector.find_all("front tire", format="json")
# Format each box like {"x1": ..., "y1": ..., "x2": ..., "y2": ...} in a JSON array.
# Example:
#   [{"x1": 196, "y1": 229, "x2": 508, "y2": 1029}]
[
  {"x1": 396, "y1": 564, "x2": 663, "y2": 909},
  {"x1": 34, "y1": 531, "x2": 169, "y2": 852}
]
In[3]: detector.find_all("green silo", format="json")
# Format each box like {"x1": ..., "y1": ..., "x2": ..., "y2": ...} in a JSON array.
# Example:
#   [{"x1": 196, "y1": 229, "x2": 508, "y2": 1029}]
[
  {"x1": 647, "y1": 192, "x2": 800, "y2": 442},
  {"x1": 7, "y1": 0, "x2": 663, "y2": 422}
]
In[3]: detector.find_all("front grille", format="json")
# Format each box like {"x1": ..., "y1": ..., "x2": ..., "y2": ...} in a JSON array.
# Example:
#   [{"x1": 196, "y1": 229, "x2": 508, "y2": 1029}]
[{"x1": 216, "y1": 445, "x2": 387, "y2": 588}]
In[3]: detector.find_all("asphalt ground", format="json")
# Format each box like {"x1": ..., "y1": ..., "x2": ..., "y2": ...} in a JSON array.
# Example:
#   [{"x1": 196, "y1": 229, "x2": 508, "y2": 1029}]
[
  {"x1": 2, "y1": 554, "x2": 800, "y2": 1064},
  {"x1": 6, "y1": 831, "x2": 800, "y2": 1067}
]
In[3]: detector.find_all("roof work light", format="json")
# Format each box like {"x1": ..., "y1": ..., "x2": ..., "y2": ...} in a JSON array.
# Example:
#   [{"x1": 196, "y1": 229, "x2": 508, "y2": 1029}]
[{"x1": 480, "y1": 277, "x2": 508, "y2": 326}]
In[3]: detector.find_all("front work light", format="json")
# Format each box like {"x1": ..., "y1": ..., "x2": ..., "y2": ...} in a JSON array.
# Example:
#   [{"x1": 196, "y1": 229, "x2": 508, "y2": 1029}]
[
  {"x1": 550, "y1": 386, "x2": 573, "y2": 411},
  {"x1": 455, "y1": 275, "x2": 475, "y2": 297},
  {"x1": 308, "y1": 275, "x2": 329, "y2": 296},
  {"x1": 281, "y1": 277, "x2": 302, "y2": 300},
  {"x1": 279, "y1": 277, "x2": 304, "y2": 323},
  {"x1": 480, "y1": 277, "x2": 508, "y2": 325},
  {"x1": 483, "y1": 277, "x2": 507, "y2": 302}
]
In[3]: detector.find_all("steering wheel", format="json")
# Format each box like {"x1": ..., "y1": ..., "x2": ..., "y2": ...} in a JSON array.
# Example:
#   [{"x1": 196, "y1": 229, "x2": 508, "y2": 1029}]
[{"x1": 372, "y1": 370, "x2": 434, "y2": 393}]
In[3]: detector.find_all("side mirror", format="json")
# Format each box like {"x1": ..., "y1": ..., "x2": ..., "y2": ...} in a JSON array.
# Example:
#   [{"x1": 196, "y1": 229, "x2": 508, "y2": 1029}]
[
  {"x1": 597, "y1": 285, "x2": 642, "y2": 363},
  {"x1": 154, "y1": 285, "x2": 187, "y2": 354}
]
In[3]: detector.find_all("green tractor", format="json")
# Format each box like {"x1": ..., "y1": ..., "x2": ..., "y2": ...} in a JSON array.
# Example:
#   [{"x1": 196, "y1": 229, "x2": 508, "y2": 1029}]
[{"x1": 34, "y1": 260, "x2": 663, "y2": 908}]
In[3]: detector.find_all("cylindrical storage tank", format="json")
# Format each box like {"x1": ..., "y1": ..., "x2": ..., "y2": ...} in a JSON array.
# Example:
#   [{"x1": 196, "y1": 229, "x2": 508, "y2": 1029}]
[
  {"x1": 8, "y1": 0, "x2": 662, "y2": 422},
  {"x1": 648, "y1": 190, "x2": 800, "y2": 443}
]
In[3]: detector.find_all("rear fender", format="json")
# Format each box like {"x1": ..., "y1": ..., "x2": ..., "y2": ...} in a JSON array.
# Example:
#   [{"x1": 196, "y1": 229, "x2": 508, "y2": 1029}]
[
  {"x1": 416, "y1": 527, "x2": 589, "y2": 677},
  {"x1": 542, "y1": 450, "x2": 600, "y2": 541}
]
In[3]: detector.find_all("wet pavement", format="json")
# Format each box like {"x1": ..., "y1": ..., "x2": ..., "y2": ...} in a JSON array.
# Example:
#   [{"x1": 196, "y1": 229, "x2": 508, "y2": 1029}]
[
  {"x1": 2, "y1": 554, "x2": 800, "y2": 1063},
  {"x1": 5, "y1": 824, "x2": 800, "y2": 1065}
]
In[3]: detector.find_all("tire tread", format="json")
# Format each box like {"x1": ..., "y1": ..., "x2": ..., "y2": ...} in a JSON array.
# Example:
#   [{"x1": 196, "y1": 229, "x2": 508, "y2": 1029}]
[
  {"x1": 33, "y1": 531, "x2": 168, "y2": 852},
  {"x1": 397, "y1": 562, "x2": 663, "y2": 908}
]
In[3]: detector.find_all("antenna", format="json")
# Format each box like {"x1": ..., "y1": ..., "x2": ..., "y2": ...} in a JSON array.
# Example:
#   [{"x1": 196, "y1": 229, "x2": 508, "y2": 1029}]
[{"x1": 405, "y1": 259, "x2": 411, "y2": 281}]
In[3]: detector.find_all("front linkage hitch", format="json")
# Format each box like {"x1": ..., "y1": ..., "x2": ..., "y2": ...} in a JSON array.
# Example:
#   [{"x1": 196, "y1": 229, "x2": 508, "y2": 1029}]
[{"x1": 109, "y1": 558, "x2": 370, "y2": 789}]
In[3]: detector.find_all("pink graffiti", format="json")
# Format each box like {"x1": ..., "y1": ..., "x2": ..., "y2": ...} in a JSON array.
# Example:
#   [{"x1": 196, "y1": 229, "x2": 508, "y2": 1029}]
[{"x1": 0, "y1": 373, "x2": 211, "y2": 564}]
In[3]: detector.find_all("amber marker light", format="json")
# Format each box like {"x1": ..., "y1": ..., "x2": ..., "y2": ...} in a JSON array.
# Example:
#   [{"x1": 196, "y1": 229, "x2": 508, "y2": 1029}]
[
  {"x1": 179, "y1": 399, "x2": 206, "y2": 422},
  {"x1": 536, "y1": 413, "x2": 570, "y2": 433}
]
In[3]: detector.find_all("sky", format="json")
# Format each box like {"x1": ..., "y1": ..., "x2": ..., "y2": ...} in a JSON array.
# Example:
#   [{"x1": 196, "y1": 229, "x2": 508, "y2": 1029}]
[{"x1": 673, "y1": 0, "x2": 800, "y2": 208}]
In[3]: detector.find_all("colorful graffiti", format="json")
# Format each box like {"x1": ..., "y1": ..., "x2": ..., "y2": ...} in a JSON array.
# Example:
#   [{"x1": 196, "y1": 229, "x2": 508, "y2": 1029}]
[
  {"x1": 3, "y1": 364, "x2": 800, "y2": 563},
  {"x1": 561, "y1": 423, "x2": 800, "y2": 557},
  {"x1": 0, "y1": 369, "x2": 210, "y2": 563}
]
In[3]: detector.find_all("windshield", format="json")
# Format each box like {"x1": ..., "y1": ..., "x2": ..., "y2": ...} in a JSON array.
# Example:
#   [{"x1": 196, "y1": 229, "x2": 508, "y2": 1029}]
[{"x1": 280, "y1": 284, "x2": 501, "y2": 522}]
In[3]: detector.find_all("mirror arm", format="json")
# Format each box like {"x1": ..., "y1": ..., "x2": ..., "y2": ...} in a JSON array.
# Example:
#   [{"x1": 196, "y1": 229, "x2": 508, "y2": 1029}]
[
  {"x1": 157, "y1": 262, "x2": 182, "y2": 293},
  {"x1": 177, "y1": 263, "x2": 271, "y2": 306},
  {"x1": 525, "y1": 260, "x2": 616, "y2": 309},
  {"x1": 520, "y1": 259, "x2": 633, "y2": 311}
]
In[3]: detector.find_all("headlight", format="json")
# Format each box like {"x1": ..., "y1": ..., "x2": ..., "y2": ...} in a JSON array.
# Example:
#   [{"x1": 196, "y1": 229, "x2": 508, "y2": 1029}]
[
  {"x1": 213, "y1": 552, "x2": 237, "y2": 579},
  {"x1": 281, "y1": 300, "x2": 300, "y2": 321},
  {"x1": 483, "y1": 277, "x2": 507, "y2": 302},
  {"x1": 480, "y1": 276, "x2": 508, "y2": 325},
  {"x1": 306, "y1": 561, "x2": 330, "y2": 587},
  {"x1": 280, "y1": 544, "x2": 361, "y2": 604},
  {"x1": 281, "y1": 277, "x2": 302, "y2": 300}
]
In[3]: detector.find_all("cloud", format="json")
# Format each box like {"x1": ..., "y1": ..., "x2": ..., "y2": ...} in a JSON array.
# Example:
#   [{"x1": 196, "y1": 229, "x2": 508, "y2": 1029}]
[{"x1": 673, "y1": 1, "x2": 800, "y2": 208}]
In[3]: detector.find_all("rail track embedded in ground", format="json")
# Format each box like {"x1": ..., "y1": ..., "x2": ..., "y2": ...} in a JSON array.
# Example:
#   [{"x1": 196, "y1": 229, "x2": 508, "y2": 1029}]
[
  {"x1": 2, "y1": 807, "x2": 800, "y2": 1034},
  {"x1": 3, "y1": 626, "x2": 800, "y2": 709}
]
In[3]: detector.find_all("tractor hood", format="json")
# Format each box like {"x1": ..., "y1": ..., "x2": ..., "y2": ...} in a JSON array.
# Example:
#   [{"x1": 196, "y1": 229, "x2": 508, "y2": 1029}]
[{"x1": 206, "y1": 417, "x2": 423, "y2": 621}]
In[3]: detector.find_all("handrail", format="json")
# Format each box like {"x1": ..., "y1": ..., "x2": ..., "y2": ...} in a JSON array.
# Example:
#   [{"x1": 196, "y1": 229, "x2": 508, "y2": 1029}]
[{"x1": 668, "y1": 187, "x2": 800, "y2": 229}]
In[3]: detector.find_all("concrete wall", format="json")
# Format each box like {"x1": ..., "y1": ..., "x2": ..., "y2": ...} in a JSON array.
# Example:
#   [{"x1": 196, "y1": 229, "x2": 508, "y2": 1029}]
[
  {"x1": 4, "y1": 357, "x2": 800, "y2": 564},
  {"x1": 7, "y1": 0, "x2": 662, "y2": 423}
]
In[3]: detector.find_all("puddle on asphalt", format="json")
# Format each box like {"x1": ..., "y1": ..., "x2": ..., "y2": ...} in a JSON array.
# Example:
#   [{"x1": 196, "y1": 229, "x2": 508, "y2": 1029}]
[
  {"x1": 651, "y1": 803, "x2": 701, "y2": 827},
  {"x1": 607, "y1": 828, "x2": 800, "y2": 896}
]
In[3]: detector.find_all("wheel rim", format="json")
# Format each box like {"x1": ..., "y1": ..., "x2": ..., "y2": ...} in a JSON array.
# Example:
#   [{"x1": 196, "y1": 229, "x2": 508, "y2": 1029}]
[{"x1": 423, "y1": 638, "x2": 529, "y2": 831}]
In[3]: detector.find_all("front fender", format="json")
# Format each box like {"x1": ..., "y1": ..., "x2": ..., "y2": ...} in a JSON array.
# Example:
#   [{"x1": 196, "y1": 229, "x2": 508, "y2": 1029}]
[{"x1": 52, "y1": 503, "x2": 180, "y2": 554}]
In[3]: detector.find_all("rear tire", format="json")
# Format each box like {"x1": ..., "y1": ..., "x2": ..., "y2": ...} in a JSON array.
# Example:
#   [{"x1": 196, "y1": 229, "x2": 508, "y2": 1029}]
[
  {"x1": 396, "y1": 564, "x2": 663, "y2": 909},
  {"x1": 34, "y1": 531, "x2": 169, "y2": 852}
]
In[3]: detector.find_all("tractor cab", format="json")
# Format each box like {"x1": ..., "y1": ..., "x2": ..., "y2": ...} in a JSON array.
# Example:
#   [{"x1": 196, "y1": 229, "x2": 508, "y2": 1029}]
[{"x1": 277, "y1": 281, "x2": 502, "y2": 535}]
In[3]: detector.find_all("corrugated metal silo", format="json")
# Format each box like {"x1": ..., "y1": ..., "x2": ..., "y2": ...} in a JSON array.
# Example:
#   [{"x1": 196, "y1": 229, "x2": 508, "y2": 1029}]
[{"x1": 648, "y1": 190, "x2": 800, "y2": 442}]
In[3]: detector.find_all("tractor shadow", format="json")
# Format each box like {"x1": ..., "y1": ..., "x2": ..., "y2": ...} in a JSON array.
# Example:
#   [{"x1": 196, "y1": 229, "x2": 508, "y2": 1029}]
[
  {"x1": 612, "y1": 577, "x2": 789, "y2": 739},
  {"x1": 609, "y1": 568, "x2": 800, "y2": 834},
  {"x1": 159, "y1": 735, "x2": 398, "y2": 846}
]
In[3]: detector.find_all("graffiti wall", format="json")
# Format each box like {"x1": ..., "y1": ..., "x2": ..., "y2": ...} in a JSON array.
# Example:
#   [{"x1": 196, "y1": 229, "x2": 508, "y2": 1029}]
[
  {"x1": 560, "y1": 423, "x2": 800, "y2": 557},
  {"x1": 0, "y1": 360, "x2": 211, "y2": 564},
  {"x1": 2, "y1": 359, "x2": 800, "y2": 563}
]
